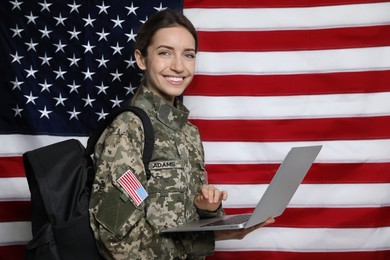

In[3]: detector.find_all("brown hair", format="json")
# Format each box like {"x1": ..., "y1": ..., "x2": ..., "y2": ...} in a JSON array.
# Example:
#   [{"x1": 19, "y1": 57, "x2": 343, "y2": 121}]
[
  {"x1": 135, "y1": 9, "x2": 198, "y2": 57},
  {"x1": 131, "y1": 9, "x2": 198, "y2": 103}
]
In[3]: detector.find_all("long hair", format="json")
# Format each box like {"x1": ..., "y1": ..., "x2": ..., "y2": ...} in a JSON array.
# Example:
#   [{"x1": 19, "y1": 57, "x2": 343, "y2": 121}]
[{"x1": 131, "y1": 9, "x2": 198, "y2": 103}]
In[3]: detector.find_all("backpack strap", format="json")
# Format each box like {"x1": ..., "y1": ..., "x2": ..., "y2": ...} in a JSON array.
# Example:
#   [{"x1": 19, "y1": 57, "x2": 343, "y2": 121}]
[{"x1": 86, "y1": 106, "x2": 154, "y2": 180}]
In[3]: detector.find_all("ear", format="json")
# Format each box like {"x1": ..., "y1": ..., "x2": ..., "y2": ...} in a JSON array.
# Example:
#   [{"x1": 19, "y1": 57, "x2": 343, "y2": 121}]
[{"x1": 134, "y1": 49, "x2": 146, "y2": 70}]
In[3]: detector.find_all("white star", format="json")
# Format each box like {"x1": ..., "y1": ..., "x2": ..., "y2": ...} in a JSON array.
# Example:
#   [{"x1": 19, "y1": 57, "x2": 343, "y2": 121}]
[
  {"x1": 140, "y1": 16, "x2": 148, "y2": 24},
  {"x1": 54, "y1": 39, "x2": 67, "y2": 53},
  {"x1": 68, "y1": 53, "x2": 80, "y2": 67},
  {"x1": 67, "y1": 80, "x2": 81, "y2": 93},
  {"x1": 10, "y1": 51, "x2": 24, "y2": 64},
  {"x1": 96, "y1": 28, "x2": 109, "y2": 41},
  {"x1": 38, "y1": 106, "x2": 52, "y2": 119},
  {"x1": 83, "y1": 14, "x2": 95, "y2": 27},
  {"x1": 54, "y1": 13, "x2": 67, "y2": 26},
  {"x1": 39, "y1": 26, "x2": 52, "y2": 38},
  {"x1": 12, "y1": 104, "x2": 24, "y2": 117},
  {"x1": 53, "y1": 66, "x2": 67, "y2": 79},
  {"x1": 124, "y1": 82, "x2": 137, "y2": 95},
  {"x1": 82, "y1": 41, "x2": 95, "y2": 53},
  {"x1": 68, "y1": 1, "x2": 81, "y2": 13},
  {"x1": 111, "y1": 15, "x2": 124, "y2": 28},
  {"x1": 125, "y1": 29, "x2": 137, "y2": 42},
  {"x1": 110, "y1": 95, "x2": 123, "y2": 108},
  {"x1": 67, "y1": 107, "x2": 81, "y2": 120},
  {"x1": 154, "y1": 3, "x2": 166, "y2": 11},
  {"x1": 38, "y1": 79, "x2": 52, "y2": 92},
  {"x1": 25, "y1": 39, "x2": 38, "y2": 52},
  {"x1": 125, "y1": 3, "x2": 139, "y2": 15},
  {"x1": 39, "y1": 53, "x2": 52, "y2": 66},
  {"x1": 53, "y1": 93, "x2": 67, "y2": 106},
  {"x1": 96, "y1": 55, "x2": 109, "y2": 68},
  {"x1": 25, "y1": 11, "x2": 38, "y2": 24},
  {"x1": 10, "y1": 0, "x2": 23, "y2": 10},
  {"x1": 39, "y1": 0, "x2": 52, "y2": 12},
  {"x1": 25, "y1": 65, "x2": 38, "y2": 78},
  {"x1": 96, "y1": 108, "x2": 109, "y2": 121},
  {"x1": 10, "y1": 77, "x2": 23, "y2": 90},
  {"x1": 96, "y1": 82, "x2": 109, "y2": 94},
  {"x1": 110, "y1": 42, "x2": 123, "y2": 55},
  {"x1": 96, "y1": 1, "x2": 110, "y2": 14},
  {"x1": 68, "y1": 27, "x2": 81, "y2": 40},
  {"x1": 110, "y1": 69, "x2": 123, "y2": 82},
  {"x1": 10, "y1": 24, "x2": 24, "y2": 38},
  {"x1": 82, "y1": 94, "x2": 95, "y2": 107},
  {"x1": 125, "y1": 56, "x2": 136, "y2": 69},
  {"x1": 82, "y1": 67, "x2": 95, "y2": 80},
  {"x1": 24, "y1": 91, "x2": 38, "y2": 104}
]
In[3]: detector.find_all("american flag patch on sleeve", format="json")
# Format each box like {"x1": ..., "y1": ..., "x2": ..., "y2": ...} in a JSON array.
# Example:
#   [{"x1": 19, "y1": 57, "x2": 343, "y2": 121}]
[{"x1": 117, "y1": 169, "x2": 148, "y2": 206}]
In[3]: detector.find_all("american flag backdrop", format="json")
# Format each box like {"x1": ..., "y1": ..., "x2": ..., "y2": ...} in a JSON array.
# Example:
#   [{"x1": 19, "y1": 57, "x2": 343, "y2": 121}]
[{"x1": 1, "y1": 0, "x2": 390, "y2": 259}]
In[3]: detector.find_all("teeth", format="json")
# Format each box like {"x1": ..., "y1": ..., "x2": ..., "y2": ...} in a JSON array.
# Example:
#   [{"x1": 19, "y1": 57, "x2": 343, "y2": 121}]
[{"x1": 166, "y1": 76, "x2": 183, "y2": 82}]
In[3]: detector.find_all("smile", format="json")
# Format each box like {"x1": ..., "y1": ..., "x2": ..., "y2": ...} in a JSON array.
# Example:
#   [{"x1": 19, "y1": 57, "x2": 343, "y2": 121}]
[{"x1": 165, "y1": 76, "x2": 184, "y2": 84}]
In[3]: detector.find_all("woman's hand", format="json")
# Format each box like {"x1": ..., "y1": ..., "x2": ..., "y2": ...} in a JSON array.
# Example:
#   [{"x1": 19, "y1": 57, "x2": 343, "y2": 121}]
[
  {"x1": 194, "y1": 184, "x2": 228, "y2": 212},
  {"x1": 214, "y1": 218, "x2": 275, "y2": 241}
]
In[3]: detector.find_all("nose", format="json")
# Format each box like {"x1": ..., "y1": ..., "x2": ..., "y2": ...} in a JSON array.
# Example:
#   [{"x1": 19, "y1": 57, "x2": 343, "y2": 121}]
[{"x1": 170, "y1": 56, "x2": 184, "y2": 72}]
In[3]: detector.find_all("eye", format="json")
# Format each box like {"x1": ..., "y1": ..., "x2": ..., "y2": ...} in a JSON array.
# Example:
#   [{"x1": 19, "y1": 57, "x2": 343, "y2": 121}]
[
  {"x1": 184, "y1": 52, "x2": 196, "y2": 59},
  {"x1": 158, "y1": 50, "x2": 170, "y2": 56}
]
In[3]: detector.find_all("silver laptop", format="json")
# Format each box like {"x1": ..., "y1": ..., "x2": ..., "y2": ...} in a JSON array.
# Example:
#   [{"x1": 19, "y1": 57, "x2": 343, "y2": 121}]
[{"x1": 161, "y1": 145, "x2": 322, "y2": 233}]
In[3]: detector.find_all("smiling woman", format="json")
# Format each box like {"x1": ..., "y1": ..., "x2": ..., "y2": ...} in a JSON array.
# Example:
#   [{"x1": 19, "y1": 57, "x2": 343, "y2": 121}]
[
  {"x1": 134, "y1": 26, "x2": 196, "y2": 104},
  {"x1": 88, "y1": 9, "x2": 273, "y2": 260}
]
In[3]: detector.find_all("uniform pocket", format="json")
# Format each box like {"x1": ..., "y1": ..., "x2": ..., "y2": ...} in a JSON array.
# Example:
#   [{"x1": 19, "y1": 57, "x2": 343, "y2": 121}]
[
  {"x1": 95, "y1": 187, "x2": 143, "y2": 240},
  {"x1": 147, "y1": 160, "x2": 187, "y2": 231}
]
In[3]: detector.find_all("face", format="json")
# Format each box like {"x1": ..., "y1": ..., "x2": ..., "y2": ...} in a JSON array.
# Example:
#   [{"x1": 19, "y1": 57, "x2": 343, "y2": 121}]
[{"x1": 135, "y1": 26, "x2": 196, "y2": 105}]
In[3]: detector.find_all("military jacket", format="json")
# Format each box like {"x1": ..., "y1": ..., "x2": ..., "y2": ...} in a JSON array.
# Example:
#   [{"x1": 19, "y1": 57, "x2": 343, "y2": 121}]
[{"x1": 89, "y1": 88, "x2": 224, "y2": 259}]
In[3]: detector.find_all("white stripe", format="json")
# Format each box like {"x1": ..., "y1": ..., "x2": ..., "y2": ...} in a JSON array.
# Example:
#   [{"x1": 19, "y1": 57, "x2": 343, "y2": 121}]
[
  {"x1": 2, "y1": 178, "x2": 388, "y2": 207},
  {"x1": 195, "y1": 47, "x2": 390, "y2": 75},
  {"x1": 184, "y1": 92, "x2": 390, "y2": 119},
  {"x1": 2, "y1": 221, "x2": 389, "y2": 251},
  {"x1": 0, "y1": 178, "x2": 30, "y2": 201},
  {"x1": 184, "y1": 3, "x2": 390, "y2": 30},
  {"x1": 216, "y1": 183, "x2": 390, "y2": 208},
  {"x1": 0, "y1": 135, "x2": 88, "y2": 156},
  {"x1": 203, "y1": 140, "x2": 390, "y2": 164},
  {"x1": 0, "y1": 222, "x2": 31, "y2": 246},
  {"x1": 215, "y1": 227, "x2": 390, "y2": 251}
]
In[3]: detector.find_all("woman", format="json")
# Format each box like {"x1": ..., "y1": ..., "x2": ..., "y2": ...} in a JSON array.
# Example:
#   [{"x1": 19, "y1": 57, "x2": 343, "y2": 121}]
[{"x1": 89, "y1": 9, "x2": 274, "y2": 260}]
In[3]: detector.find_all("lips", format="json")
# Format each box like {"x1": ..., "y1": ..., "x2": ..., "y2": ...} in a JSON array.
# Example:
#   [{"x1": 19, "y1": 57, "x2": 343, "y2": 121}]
[{"x1": 165, "y1": 76, "x2": 185, "y2": 85}]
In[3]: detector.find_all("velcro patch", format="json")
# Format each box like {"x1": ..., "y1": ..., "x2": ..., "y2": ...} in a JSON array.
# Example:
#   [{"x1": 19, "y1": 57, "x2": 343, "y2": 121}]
[{"x1": 117, "y1": 169, "x2": 148, "y2": 206}]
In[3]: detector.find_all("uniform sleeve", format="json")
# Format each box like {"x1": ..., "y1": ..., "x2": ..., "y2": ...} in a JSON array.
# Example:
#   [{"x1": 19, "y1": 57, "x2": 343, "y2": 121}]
[{"x1": 89, "y1": 112, "x2": 153, "y2": 259}]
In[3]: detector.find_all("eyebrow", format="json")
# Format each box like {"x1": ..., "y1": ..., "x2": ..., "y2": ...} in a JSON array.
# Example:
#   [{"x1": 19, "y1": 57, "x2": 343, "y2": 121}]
[{"x1": 156, "y1": 45, "x2": 196, "y2": 52}]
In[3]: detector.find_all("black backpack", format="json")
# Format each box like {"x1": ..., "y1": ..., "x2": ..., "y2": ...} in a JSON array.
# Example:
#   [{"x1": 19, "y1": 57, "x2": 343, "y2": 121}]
[{"x1": 23, "y1": 106, "x2": 154, "y2": 260}]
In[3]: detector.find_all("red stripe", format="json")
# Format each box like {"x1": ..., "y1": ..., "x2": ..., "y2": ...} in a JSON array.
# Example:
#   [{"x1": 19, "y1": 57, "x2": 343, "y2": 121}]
[
  {"x1": 0, "y1": 157, "x2": 25, "y2": 178},
  {"x1": 0, "y1": 245, "x2": 26, "y2": 260},
  {"x1": 207, "y1": 250, "x2": 390, "y2": 260},
  {"x1": 185, "y1": 70, "x2": 390, "y2": 96},
  {"x1": 185, "y1": 0, "x2": 389, "y2": 8},
  {"x1": 3, "y1": 203, "x2": 389, "y2": 229},
  {"x1": 224, "y1": 207, "x2": 390, "y2": 228},
  {"x1": 206, "y1": 163, "x2": 390, "y2": 184},
  {"x1": 0, "y1": 201, "x2": 31, "y2": 222},
  {"x1": 118, "y1": 171, "x2": 142, "y2": 205},
  {"x1": 190, "y1": 116, "x2": 390, "y2": 142},
  {"x1": 197, "y1": 25, "x2": 390, "y2": 52}
]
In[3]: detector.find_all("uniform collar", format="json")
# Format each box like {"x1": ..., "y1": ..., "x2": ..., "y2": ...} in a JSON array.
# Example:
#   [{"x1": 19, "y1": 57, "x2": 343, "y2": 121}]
[{"x1": 134, "y1": 87, "x2": 189, "y2": 131}]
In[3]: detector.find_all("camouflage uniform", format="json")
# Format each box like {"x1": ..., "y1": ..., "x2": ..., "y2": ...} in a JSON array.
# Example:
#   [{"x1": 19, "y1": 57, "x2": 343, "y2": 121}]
[{"x1": 89, "y1": 87, "x2": 224, "y2": 259}]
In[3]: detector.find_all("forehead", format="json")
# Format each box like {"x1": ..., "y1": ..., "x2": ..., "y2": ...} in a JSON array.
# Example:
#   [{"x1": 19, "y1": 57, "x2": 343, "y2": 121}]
[{"x1": 150, "y1": 26, "x2": 195, "y2": 49}]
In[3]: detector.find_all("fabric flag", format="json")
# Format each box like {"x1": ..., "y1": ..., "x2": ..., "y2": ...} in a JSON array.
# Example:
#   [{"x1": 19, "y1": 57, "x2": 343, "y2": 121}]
[
  {"x1": 0, "y1": 1, "x2": 182, "y2": 258},
  {"x1": 117, "y1": 169, "x2": 148, "y2": 206},
  {"x1": 183, "y1": 0, "x2": 390, "y2": 259},
  {"x1": 1, "y1": 0, "x2": 390, "y2": 259}
]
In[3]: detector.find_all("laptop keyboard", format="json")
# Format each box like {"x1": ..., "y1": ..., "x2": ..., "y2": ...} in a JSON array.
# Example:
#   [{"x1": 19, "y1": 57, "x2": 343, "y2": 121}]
[{"x1": 201, "y1": 214, "x2": 251, "y2": 227}]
